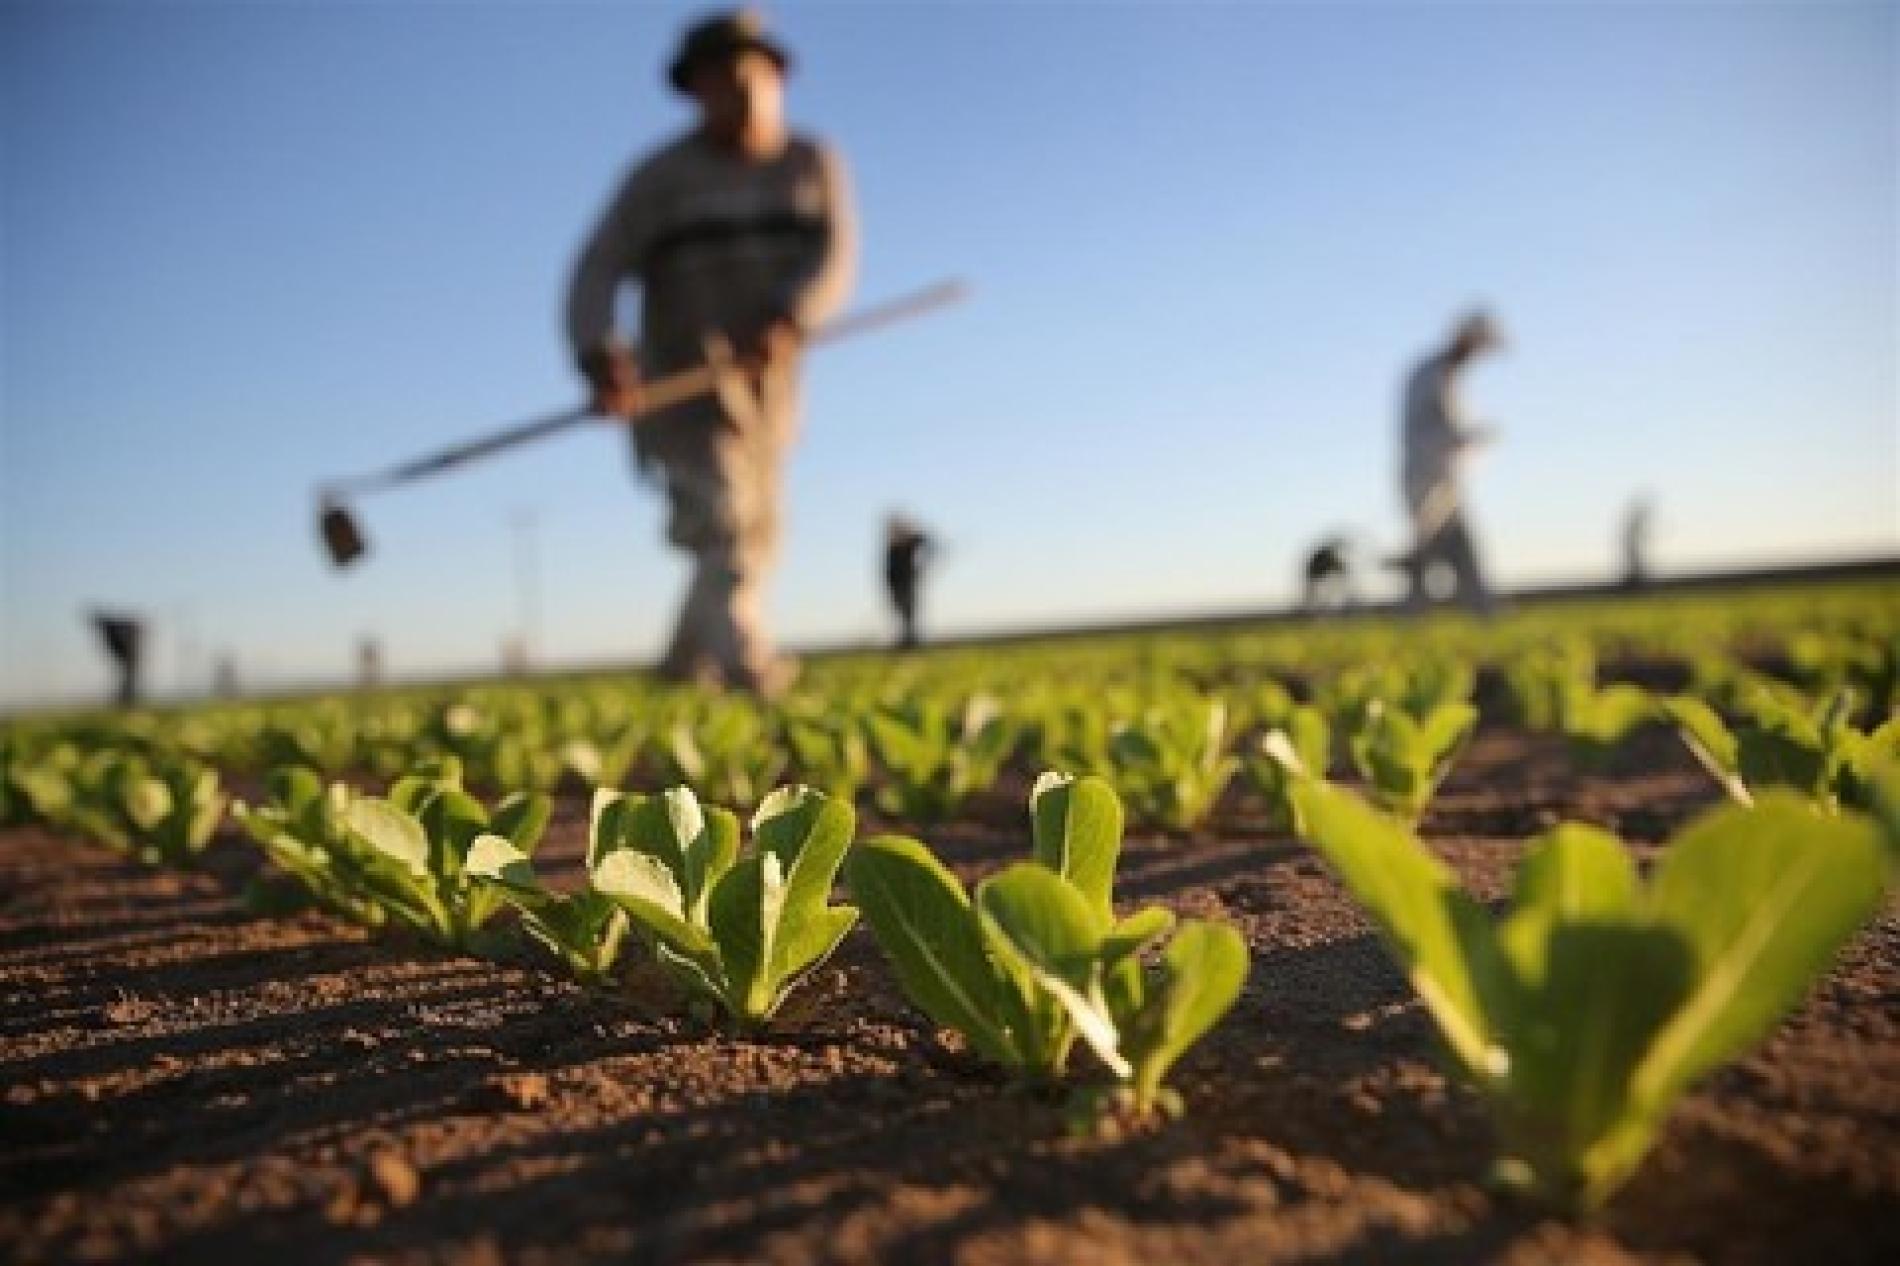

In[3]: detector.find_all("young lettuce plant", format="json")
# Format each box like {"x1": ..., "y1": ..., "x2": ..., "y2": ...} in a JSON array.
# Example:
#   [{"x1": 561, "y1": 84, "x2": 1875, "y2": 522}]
[
  {"x1": 1233, "y1": 678, "x2": 1297, "y2": 736},
  {"x1": 488, "y1": 732, "x2": 567, "y2": 794},
  {"x1": 1396, "y1": 657, "x2": 1478, "y2": 722},
  {"x1": 237, "y1": 757, "x2": 550, "y2": 949},
  {"x1": 1665, "y1": 690, "x2": 1899, "y2": 812},
  {"x1": 2, "y1": 739, "x2": 82, "y2": 830},
  {"x1": 359, "y1": 758, "x2": 552, "y2": 947},
  {"x1": 1030, "y1": 697, "x2": 1119, "y2": 782},
  {"x1": 1285, "y1": 773, "x2": 1891, "y2": 1211},
  {"x1": 560, "y1": 717, "x2": 644, "y2": 791},
  {"x1": 574, "y1": 784, "x2": 858, "y2": 1026},
  {"x1": 663, "y1": 697, "x2": 788, "y2": 808},
  {"x1": 1313, "y1": 663, "x2": 1394, "y2": 737},
  {"x1": 1787, "y1": 627, "x2": 1900, "y2": 719},
  {"x1": 1318, "y1": 658, "x2": 1471, "y2": 736},
  {"x1": 465, "y1": 789, "x2": 638, "y2": 984},
  {"x1": 233, "y1": 767, "x2": 388, "y2": 926},
  {"x1": 1108, "y1": 695, "x2": 1239, "y2": 832},
  {"x1": 783, "y1": 710, "x2": 872, "y2": 804},
  {"x1": 428, "y1": 700, "x2": 565, "y2": 792},
  {"x1": 1661, "y1": 695, "x2": 1756, "y2": 805},
  {"x1": 847, "y1": 772, "x2": 1248, "y2": 1117},
  {"x1": 1555, "y1": 681, "x2": 1657, "y2": 771},
  {"x1": 258, "y1": 705, "x2": 358, "y2": 777},
  {"x1": 67, "y1": 748, "x2": 227, "y2": 866},
  {"x1": 1501, "y1": 641, "x2": 1594, "y2": 732},
  {"x1": 867, "y1": 695, "x2": 1020, "y2": 820},
  {"x1": 1347, "y1": 698, "x2": 1477, "y2": 823},
  {"x1": 1242, "y1": 705, "x2": 1331, "y2": 833},
  {"x1": 354, "y1": 702, "x2": 429, "y2": 782}
]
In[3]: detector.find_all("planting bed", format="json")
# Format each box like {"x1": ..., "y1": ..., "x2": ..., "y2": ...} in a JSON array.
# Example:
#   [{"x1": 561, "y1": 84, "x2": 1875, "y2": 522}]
[{"x1": 3, "y1": 725, "x2": 1895, "y2": 1264}]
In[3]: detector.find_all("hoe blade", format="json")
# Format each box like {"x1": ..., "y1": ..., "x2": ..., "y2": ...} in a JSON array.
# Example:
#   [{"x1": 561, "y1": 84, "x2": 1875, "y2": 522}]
[{"x1": 319, "y1": 499, "x2": 367, "y2": 569}]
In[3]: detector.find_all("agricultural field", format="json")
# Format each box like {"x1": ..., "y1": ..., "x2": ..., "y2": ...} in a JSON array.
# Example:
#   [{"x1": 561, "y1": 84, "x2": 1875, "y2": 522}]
[{"x1": 3, "y1": 579, "x2": 1897, "y2": 1264}]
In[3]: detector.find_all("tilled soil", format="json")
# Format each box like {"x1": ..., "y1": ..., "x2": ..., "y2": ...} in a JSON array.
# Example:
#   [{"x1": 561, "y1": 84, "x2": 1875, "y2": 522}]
[{"x1": 2, "y1": 728, "x2": 1896, "y2": 1264}]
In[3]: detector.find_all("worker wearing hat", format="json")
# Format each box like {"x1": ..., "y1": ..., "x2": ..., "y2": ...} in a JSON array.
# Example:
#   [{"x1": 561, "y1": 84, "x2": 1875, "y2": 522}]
[
  {"x1": 1395, "y1": 309, "x2": 1504, "y2": 614},
  {"x1": 883, "y1": 513, "x2": 936, "y2": 651},
  {"x1": 567, "y1": 10, "x2": 856, "y2": 695}
]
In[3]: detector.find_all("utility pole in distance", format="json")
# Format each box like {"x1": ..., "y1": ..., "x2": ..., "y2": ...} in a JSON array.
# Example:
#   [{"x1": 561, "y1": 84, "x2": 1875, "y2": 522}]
[{"x1": 510, "y1": 509, "x2": 540, "y2": 672}]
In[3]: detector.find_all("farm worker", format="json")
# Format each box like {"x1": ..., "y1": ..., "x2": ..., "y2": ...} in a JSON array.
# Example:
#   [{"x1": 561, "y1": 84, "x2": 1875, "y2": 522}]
[
  {"x1": 1622, "y1": 493, "x2": 1655, "y2": 590},
  {"x1": 1396, "y1": 309, "x2": 1504, "y2": 615},
  {"x1": 1300, "y1": 533, "x2": 1357, "y2": 614},
  {"x1": 883, "y1": 513, "x2": 936, "y2": 650},
  {"x1": 89, "y1": 611, "x2": 145, "y2": 707},
  {"x1": 566, "y1": 10, "x2": 857, "y2": 695}
]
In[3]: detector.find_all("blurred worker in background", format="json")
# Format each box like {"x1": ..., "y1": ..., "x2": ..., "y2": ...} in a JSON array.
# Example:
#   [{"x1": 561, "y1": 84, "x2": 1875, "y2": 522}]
[
  {"x1": 357, "y1": 637, "x2": 384, "y2": 689},
  {"x1": 883, "y1": 514, "x2": 936, "y2": 650},
  {"x1": 566, "y1": 10, "x2": 856, "y2": 696},
  {"x1": 89, "y1": 611, "x2": 144, "y2": 707},
  {"x1": 1300, "y1": 533, "x2": 1358, "y2": 614},
  {"x1": 1394, "y1": 309, "x2": 1504, "y2": 615},
  {"x1": 213, "y1": 654, "x2": 241, "y2": 699},
  {"x1": 1622, "y1": 494, "x2": 1655, "y2": 590}
]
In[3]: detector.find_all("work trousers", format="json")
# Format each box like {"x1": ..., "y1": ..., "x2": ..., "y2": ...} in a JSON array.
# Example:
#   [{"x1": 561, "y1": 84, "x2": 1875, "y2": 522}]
[
  {"x1": 655, "y1": 419, "x2": 785, "y2": 691},
  {"x1": 1405, "y1": 507, "x2": 1495, "y2": 615}
]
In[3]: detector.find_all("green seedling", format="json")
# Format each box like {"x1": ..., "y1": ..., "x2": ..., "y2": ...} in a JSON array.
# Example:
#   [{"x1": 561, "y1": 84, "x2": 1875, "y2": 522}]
[
  {"x1": 561, "y1": 718, "x2": 645, "y2": 791},
  {"x1": 1030, "y1": 696, "x2": 1120, "y2": 781},
  {"x1": 234, "y1": 766, "x2": 388, "y2": 926},
  {"x1": 258, "y1": 705, "x2": 358, "y2": 776},
  {"x1": 1288, "y1": 775, "x2": 1891, "y2": 1210},
  {"x1": 1347, "y1": 698, "x2": 1477, "y2": 822},
  {"x1": 1, "y1": 739, "x2": 83, "y2": 829},
  {"x1": 867, "y1": 695, "x2": 1019, "y2": 820},
  {"x1": 1108, "y1": 695, "x2": 1239, "y2": 832},
  {"x1": 70, "y1": 748, "x2": 226, "y2": 866},
  {"x1": 465, "y1": 789, "x2": 640, "y2": 984},
  {"x1": 784, "y1": 710, "x2": 872, "y2": 804},
  {"x1": 1666, "y1": 691, "x2": 1900, "y2": 812},
  {"x1": 1558, "y1": 682, "x2": 1657, "y2": 770},
  {"x1": 663, "y1": 698, "x2": 788, "y2": 808},
  {"x1": 1502, "y1": 640, "x2": 1594, "y2": 732},
  {"x1": 1319, "y1": 658, "x2": 1474, "y2": 736},
  {"x1": 428, "y1": 700, "x2": 566, "y2": 792},
  {"x1": 1241, "y1": 704, "x2": 1331, "y2": 833},
  {"x1": 236, "y1": 756, "x2": 549, "y2": 948},
  {"x1": 569, "y1": 784, "x2": 858, "y2": 1026},
  {"x1": 848, "y1": 772, "x2": 1247, "y2": 1115}
]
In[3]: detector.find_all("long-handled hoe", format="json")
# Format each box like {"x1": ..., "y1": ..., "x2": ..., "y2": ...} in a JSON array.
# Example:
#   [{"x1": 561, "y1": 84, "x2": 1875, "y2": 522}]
[{"x1": 317, "y1": 280, "x2": 966, "y2": 568}]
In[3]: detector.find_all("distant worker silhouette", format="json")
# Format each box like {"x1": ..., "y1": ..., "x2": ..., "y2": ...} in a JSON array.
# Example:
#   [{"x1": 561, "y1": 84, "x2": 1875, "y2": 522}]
[
  {"x1": 884, "y1": 515, "x2": 935, "y2": 649},
  {"x1": 566, "y1": 10, "x2": 857, "y2": 696},
  {"x1": 89, "y1": 611, "x2": 144, "y2": 706},
  {"x1": 1622, "y1": 494, "x2": 1655, "y2": 590},
  {"x1": 1301, "y1": 534, "x2": 1358, "y2": 614},
  {"x1": 358, "y1": 636, "x2": 384, "y2": 689},
  {"x1": 1394, "y1": 310, "x2": 1504, "y2": 615}
]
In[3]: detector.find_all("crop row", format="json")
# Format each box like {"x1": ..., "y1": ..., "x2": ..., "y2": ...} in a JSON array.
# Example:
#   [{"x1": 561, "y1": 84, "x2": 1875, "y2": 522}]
[
  {"x1": 1, "y1": 587, "x2": 1895, "y2": 1214},
  {"x1": 5, "y1": 742, "x2": 1896, "y2": 1214},
  {"x1": 8, "y1": 581, "x2": 1896, "y2": 802},
  {"x1": 8, "y1": 631, "x2": 1896, "y2": 841}
]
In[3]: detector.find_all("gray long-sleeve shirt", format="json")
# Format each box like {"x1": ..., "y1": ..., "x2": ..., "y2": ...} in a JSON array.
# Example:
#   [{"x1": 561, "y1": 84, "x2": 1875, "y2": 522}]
[
  {"x1": 566, "y1": 130, "x2": 857, "y2": 461},
  {"x1": 1400, "y1": 350, "x2": 1480, "y2": 528}
]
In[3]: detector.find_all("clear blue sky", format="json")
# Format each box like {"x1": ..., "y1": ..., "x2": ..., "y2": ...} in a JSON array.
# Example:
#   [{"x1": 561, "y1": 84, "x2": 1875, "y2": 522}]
[{"x1": 3, "y1": 1, "x2": 1894, "y2": 706}]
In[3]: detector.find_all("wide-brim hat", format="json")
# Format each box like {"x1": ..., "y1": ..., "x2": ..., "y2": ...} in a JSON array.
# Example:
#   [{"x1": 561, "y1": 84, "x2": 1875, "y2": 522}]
[
  {"x1": 1452, "y1": 308, "x2": 1506, "y2": 352},
  {"x1": 668, "y1": 10, "x2": 792, "y2": 94}
]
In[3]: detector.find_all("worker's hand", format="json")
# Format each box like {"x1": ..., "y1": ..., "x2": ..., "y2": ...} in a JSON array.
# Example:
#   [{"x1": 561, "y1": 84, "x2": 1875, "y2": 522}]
[
  {"x1": 580, "y1": 346, "x2": 643, "y2": 421},
  {"x1": 737, "y1": 313, "x2": 803, "y2": 368},
  {"x1": 763, "y1": 316, "x2": 803, "y2": 363}
]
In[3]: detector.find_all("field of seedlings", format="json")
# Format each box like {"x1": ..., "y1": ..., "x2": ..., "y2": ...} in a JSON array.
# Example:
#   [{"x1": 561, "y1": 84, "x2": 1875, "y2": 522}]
[{"x1": 3, "y1": 579, "x2": 1897, "y2": 1265}]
